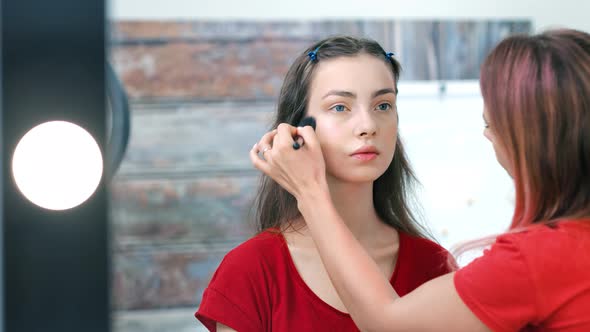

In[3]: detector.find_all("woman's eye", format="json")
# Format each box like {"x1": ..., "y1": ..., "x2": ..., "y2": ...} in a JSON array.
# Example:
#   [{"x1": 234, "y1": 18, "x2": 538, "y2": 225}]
[
  {"x1": 376, "y1": 103, "x2": 392, "y2": 111},
  {"x1": 332, "y1": 105, "x2": 347, "y2": 112}
]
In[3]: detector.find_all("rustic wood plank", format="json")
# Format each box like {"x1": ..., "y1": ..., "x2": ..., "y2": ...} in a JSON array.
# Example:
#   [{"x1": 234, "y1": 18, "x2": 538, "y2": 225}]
[
  {"x1": 109, "y1": 20, "x2": 531, "y2": 99},
  {"x1": 115, "y1": 102, "x2": 274, "y2": 176},
  {"x1": 110, "y1": 175, "x2": 260, "y2": 246},
  {"x1": 112, "y1": 245, "x2": 230, "y2": 310}
]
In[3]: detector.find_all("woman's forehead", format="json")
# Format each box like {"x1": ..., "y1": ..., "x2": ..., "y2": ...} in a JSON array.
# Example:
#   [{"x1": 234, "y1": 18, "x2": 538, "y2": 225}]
[{"x1": 309, "y1": 55, "x2": 396, "y2": 96}]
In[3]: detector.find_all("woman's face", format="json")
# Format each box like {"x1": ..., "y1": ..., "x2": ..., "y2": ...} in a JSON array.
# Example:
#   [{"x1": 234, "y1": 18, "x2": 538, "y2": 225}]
[
  {"x1": 305, "y1": 53, "x2": 398, "y2": 184},
  {"x1": 483, "y1": 108, "x2": 513, "y2": 177}
]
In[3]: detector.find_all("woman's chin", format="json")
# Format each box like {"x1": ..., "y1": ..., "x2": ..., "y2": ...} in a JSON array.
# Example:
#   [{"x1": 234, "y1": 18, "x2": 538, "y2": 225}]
[{"x1": 328, "y1": 170, "x2": 385, "y2": 184}]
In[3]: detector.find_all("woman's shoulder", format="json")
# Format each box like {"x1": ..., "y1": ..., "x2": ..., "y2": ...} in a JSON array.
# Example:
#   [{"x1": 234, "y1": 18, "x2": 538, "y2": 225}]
[
  {"x1": 398, "y1": 231, "x2": 455, "y2": 274},
  {"x1": 399, "y1": 231, "x2": 450, "y2": 257},
  {"x1": 222, "y1": 229, "x2": 285, "y2": 263},
  {"x1": 206, "y1": 229, "x2": 286, "y2": 288},
  {"x1": 197, "y1": 230, "x2": 284, "y2": 331}
]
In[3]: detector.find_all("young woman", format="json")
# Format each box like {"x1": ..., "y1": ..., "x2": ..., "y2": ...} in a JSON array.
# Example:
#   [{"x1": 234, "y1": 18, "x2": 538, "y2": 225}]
[
  {"x1": 252, "y1": 29, "x2": 590, "y2": 331},
  {"x1": 196, "y1": 36, "x2": 454, "y2": 331}
]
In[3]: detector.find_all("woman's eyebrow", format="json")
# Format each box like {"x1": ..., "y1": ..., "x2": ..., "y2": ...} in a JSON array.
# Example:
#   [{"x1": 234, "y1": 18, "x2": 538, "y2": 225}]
[
  {"x1": 321, "y1": 88, "x2": 396, "y2": 100},
  {"x1": 372, "y1": 88, "x2": 396, "y2": 98},
  {"x1": 322, "y1": 90, "x2": 355, "y2": 99}
]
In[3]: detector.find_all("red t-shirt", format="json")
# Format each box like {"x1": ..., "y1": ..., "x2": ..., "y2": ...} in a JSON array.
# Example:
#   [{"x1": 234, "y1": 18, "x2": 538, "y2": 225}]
[
  {"x1": 454, "y1": 220, "x2": 590, "y2": 331},
  {"x1": 196, "y1": 229, "x2": 452, "y2": 331}
]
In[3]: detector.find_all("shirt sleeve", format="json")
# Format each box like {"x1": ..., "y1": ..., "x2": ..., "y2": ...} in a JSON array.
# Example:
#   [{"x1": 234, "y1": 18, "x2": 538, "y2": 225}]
[
  {"x1": 454, "y1": 234, "x2": 538, "y2": 332},
  {"x1": 195, "y1": 244, "x2": 271, "y2": 332}
]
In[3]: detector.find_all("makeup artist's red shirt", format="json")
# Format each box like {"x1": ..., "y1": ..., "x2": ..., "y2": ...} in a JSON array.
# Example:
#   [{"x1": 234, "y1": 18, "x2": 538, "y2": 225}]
[
  {"x1": 195, "y1": 229, "x2": 452, "y2": 331},
  {"x1": 454, "y1": 220, "x2": 590, "y2": 332}
]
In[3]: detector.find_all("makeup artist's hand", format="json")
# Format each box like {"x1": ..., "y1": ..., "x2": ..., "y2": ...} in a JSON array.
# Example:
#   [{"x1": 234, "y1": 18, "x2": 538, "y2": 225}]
[{"x1": 250, "y1": 123, "x2": 328, "y2": 201}]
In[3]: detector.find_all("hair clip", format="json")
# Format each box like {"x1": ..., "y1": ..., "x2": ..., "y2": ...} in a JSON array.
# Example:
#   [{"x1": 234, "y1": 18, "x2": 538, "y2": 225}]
[
  {"x1": 308, "y1": 47, "x2": 320, "y2": 62},
  {"x1": 384, "y1": 52, "x2": 395, "y2": 60}
]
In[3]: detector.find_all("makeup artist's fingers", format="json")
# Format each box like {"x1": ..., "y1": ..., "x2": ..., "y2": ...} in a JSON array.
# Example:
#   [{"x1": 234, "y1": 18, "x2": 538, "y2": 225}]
[
  {"x1": 250, "y1": 128, "x2": 277, "y2": 166},
  {"x1": 250, "y1": 143, "x2": 272, "y2": 174},
  {"x1": 251, "y1": 141, "x2": 299, "y2": 195},
  {"x1": 257, "y1": 129, "x2": 278, "y2": 149},
  {"x1": 296, "y1": 126, "x2": 320, "y2": 149},
  {"x1": 277, "y1": 122, "x2": 297, "y2": 135},
  {"x1": 273, "y1": 123, "x2": 298, "y2": 149},
  {"x1": 292, "y1": 126, "x2": 324, "y2": 171},
  {"x1": 250, "y1": 123, "x2": 327, "y2": 199}
]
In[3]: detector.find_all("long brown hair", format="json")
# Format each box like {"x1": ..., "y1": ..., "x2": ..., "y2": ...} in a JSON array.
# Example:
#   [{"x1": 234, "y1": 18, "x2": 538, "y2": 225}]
[
  {"x1": 480, "y1": 29, "x2": 590, "y2": 229},
  {"x1": 252, "y1": 36, "x2": 431, "y2": 239}
]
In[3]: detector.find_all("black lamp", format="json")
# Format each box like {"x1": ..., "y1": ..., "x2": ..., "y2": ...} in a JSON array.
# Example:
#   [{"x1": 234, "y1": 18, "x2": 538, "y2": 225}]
[{"x1": 1, "y1": 0, "x2": 112, "y2": 331}]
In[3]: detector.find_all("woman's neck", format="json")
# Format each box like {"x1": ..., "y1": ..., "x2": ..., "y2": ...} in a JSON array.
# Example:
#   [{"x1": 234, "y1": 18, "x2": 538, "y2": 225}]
[
  {"x1": 328, "y1": 180, "x2": 382, "y2": 240},
  {"x1": 288, "y1": 178, "x2": 389, "y2": 247}
]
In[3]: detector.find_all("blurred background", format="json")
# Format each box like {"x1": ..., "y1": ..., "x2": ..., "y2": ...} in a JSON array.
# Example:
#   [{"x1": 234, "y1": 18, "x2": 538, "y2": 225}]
[{"x1": 105, "y1": 1, "x2": 590, "y2": 331}]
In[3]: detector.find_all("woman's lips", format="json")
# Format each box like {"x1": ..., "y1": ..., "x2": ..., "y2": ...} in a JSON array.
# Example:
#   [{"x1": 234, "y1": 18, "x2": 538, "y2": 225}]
[
  {"x1": 351, "y1": 152, "x2": 378, "y2": 161},
  {"x1": 351, "y1": 145, "x2": 379, "y2": 161}
]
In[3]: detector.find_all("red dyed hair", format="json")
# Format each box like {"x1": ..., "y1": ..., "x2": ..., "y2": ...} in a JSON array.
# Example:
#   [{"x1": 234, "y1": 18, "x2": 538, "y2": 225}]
[
  {"x1": 480, "y1": 29, "x2": 590, "y2": 229},
  {"x1": 452, "y1": 29, "x2": 590, "y2": 262}
]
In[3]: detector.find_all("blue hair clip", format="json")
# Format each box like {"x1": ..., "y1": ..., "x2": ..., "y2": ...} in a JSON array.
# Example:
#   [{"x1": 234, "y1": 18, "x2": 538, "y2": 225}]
[
  {"x1": 384, "y1": 52, "x2": 395, "y2": 60},
  {"x1": 308, "y1": 47, "x2": 320, "y2": 62}
]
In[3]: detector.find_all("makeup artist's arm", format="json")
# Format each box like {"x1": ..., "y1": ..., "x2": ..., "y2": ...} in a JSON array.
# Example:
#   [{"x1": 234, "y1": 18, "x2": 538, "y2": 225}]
[{"x1": 250, "y1": 124, "x2": 489, "y2": 332}]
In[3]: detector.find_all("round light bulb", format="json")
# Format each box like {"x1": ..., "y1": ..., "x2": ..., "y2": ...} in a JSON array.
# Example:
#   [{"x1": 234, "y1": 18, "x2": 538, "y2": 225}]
[{"x1": 12, "y1": 121, "x2": 103, "y2": 210}]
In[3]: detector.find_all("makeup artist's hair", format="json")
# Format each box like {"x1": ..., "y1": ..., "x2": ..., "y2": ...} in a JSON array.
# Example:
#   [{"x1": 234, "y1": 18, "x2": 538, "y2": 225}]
[
  {"x1": 482, "y1": 28, "x2": 590, "y2": 228},
  {"x1": 252, "y1": 35, "x2": 432, "y2": 239},
  {"x1": 453, "y1": 29, "x2": 590, "y2": 260}
]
